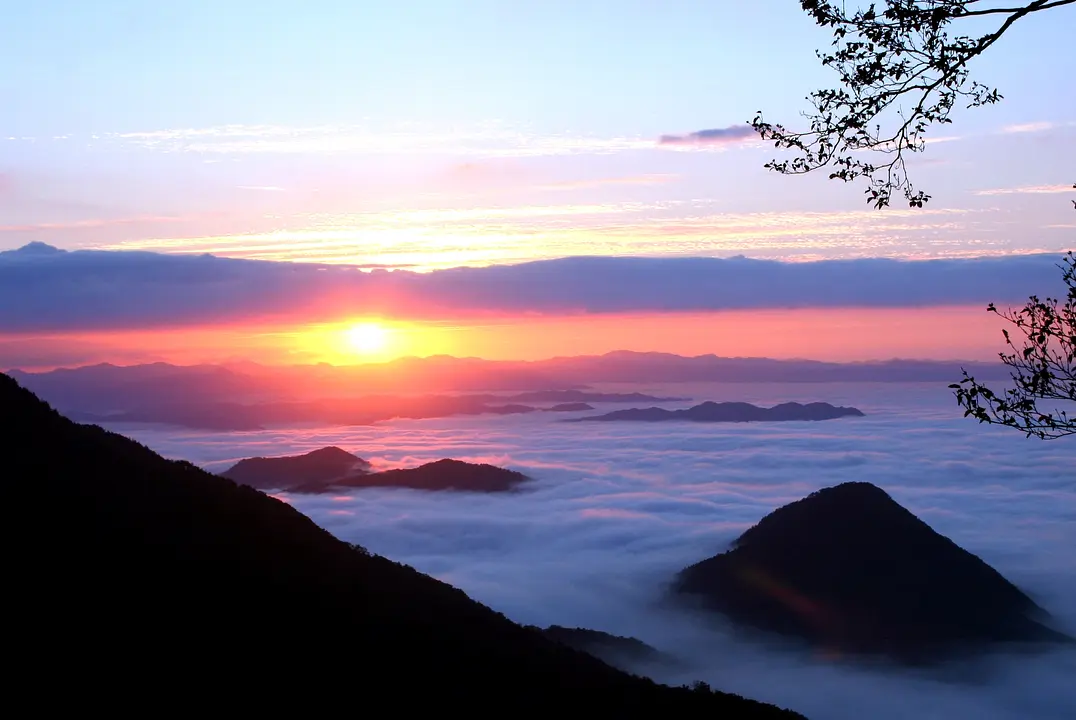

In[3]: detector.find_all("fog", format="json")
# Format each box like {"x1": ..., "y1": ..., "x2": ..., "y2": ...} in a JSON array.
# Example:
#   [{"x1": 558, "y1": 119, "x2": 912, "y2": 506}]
[{"x1": 115, "y1": 382, "x2": 1076, "y2": 719}]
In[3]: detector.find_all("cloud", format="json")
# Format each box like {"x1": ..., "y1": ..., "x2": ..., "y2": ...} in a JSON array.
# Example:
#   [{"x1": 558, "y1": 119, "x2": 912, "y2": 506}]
[
  {"x1": 114, "y1": 383, "x2": 1076, "y2": 719},
  {"x1": 103, "y1": 123, "x2": 655, "y2": 158},
  {"x1": 974, "y1": 184, "x2": 1074, "y2": 196},
  {"x1": 78, "y1": 201, "x2": 1067, "y2": 269},
  {"x1": 1001, "y1": 122, "x2": 1057, "y2": 134},
  {"x1": 658, "y1": 125, "x2": 757, "y2": 147},
  {"x1": 0, "y1": 215, "x2": 188, "y2": 233},
  {"x1": 536, "y1": 174, "x2": 677, "y2": 191},
  {"x1": 0, "y1": 246, "x2": 1067, "y2": 332}
]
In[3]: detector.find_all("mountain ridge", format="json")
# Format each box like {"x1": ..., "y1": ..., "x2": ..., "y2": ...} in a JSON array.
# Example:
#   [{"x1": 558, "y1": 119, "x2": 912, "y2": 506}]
[
  {"x1": 2, "y1": 371, "x2": 801, "y2": 714},
  {"x1": 571, "y1": 401, "x2": 865, "y2": 424}
]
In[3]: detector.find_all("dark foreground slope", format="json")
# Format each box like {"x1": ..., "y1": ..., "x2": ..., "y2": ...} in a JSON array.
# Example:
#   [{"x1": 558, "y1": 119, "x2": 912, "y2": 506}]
[
  {"x1": 673, "y1": 482, "x2": 1069, "y2": 665},
  {"x1": 537, "y1": 625, "x2": 677, "y2": 669},
  {"x1": 1, "y1": 374, "x2": 800, "y2": 715}
]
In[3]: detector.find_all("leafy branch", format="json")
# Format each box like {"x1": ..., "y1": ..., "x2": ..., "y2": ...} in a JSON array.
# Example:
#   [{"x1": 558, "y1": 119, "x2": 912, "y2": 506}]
[{"x1": 751, "y1": 0, "x2": 1075, "y2": 208}]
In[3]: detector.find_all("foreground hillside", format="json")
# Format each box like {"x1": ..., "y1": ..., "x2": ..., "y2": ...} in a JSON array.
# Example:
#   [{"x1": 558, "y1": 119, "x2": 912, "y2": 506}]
[{"x1": 1, "y1": 373, "x2": 801, "y2": 715}]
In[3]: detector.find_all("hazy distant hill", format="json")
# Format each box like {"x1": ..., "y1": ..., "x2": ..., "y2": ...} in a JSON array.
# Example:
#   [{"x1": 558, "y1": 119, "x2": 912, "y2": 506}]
[
  {"x1": 673, "y1": 482, "x2": 1070, "y2": 664},
  {"x1": 572, "y1": 401, "x2": 865, "y2": 424},
  {"x1": 1, "y1": 372, "x2": 801, "y2": 715}
]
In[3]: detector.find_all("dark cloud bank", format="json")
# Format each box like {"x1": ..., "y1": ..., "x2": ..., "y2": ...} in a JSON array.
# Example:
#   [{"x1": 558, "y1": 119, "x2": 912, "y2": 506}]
[
  {"x1": 0, "y1": 242, "x2": 1067, "y2": 331},
  {"x1": 119, "y1": 382, "x2": 1076, "y2": 719}
]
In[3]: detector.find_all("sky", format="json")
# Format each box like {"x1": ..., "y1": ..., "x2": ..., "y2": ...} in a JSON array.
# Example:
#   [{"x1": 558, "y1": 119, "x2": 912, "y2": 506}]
[{"x1": 1, "y1": 1, "x2": 1073, "y2": 367}]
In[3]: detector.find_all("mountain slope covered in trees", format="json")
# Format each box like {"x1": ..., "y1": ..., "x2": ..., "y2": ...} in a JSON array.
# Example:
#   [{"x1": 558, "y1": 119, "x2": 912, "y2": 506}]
[{"x1": 1, "y1": 372, "x2": 801, "y2": 715}]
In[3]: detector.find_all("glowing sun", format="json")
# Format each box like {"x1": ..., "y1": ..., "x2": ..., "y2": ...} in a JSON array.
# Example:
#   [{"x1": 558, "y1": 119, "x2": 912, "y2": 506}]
[{"x1": 345, "y1": 322, "x2": 389, "y2": 354}]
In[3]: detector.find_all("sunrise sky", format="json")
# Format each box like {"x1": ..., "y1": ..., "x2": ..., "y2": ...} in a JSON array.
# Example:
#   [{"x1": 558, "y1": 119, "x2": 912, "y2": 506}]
[{"x1": 1, "y1": 1, "x2": 1073, "y2": 369}]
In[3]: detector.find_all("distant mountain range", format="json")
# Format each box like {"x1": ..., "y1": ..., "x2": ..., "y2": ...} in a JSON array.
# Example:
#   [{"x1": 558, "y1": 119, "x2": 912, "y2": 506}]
[
  {"x1": 570, "y1": 401, "x2": 864, "y2": 424},
  {"x1": 2, "y1": 352, "x2": 1006, "y2": 430}
]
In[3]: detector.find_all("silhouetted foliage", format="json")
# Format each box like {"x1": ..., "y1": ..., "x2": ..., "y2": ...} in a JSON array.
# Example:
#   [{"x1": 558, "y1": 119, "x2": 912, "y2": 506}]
[
  {"x1": 951, "y1": 251, "x2": 1076, "y2": 439},
  {"x1": 536, "y1": 625, "x2": 675, "y2": 668},
  {"x1": 1, "y1": 373, "x2": 800, "y2": 715},
  {"x1": 673, "y1": 482, "x2": 1070, "y2": 664},
  {"x1": 752, "y1": 0, "x2": 1075, "y2": 208}
]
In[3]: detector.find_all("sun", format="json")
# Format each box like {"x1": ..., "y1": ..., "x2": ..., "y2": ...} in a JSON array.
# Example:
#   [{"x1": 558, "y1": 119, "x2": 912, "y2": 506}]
[{"x1": 345, "y1": 322, "x2": 389, "y2": 355}]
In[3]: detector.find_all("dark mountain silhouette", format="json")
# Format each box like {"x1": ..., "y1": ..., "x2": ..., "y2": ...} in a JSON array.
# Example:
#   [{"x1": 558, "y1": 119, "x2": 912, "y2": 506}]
[
  {"x1": 291, "y1": 458, "x2": 530, "y2": 494},
  {"x1": 1, "y1": 373, "x2": 801, "y2": 714},
  {"x1": 537, "y1": 626, "x2": 676, "y2": 669},
  {"x1": 672, "y1": 482, "x2": 1070, "y2": 664},
  {"x1": 571, "y1": 401, "x2": 865, "y2": 423},
  {"x1": 221, "y1": 447, "x2": 371, "y2": 490},
  {"x1": 545, "y1": 402, "x2": 595, "y2": 412}
]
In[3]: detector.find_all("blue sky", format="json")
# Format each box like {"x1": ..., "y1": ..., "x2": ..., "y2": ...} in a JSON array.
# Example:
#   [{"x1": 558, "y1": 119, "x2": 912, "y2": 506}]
[{"x1": 1, "y1": 0, "x2": 1073, "y2": 267}]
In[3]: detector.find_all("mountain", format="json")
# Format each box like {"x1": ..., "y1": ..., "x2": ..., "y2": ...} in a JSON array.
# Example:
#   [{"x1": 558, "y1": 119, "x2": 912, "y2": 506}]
[
  {"x1": 1, "y1": 373, "x2": 802, "y2": 714},
  {"x1": 538, "y1": 626, "x2": 676, "y2": 669},
  {"x1": 545, "y1": 402, "x2": 595, "y2": 412},
  {"x1": 220, "y1": 446, "x2": 372, "y2": 490},
  {"x1": 672, "y1": 482, "x2": 1070, "y2": 664},
  {"x1": 290, "y1": 458, "x2": 530, "y2": 494},
  {"x1": 222, "y1": 450, "x2": 528, "y2": 494},
  {"x1": 571, "y1": 401, "x2": 865, "y2": 423}
]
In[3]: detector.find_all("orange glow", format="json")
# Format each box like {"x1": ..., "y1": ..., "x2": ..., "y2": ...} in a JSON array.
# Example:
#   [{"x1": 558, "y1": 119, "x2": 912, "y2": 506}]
[{"x1": 0, "y1": 305, "x2": 1010, "y2": 371}]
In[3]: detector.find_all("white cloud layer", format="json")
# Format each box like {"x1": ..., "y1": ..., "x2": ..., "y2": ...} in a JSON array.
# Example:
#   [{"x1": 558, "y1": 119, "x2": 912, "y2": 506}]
[{"x1": 115, "y1": 381, "x2": 1076, "y2": 720}]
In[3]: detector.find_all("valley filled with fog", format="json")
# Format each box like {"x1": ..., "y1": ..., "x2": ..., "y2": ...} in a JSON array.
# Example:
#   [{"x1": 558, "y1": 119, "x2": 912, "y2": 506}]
[{"x1": 115, "y1": 382, "x2": 1076, "y2": 719}]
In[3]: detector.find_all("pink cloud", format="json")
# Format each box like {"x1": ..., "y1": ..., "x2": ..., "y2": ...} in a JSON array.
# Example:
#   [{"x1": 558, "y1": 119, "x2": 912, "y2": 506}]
[
  {"x1": 536, "y1": 174, "x2": 677, "y2": 191},
  {"x1": 0, "y1": 215, "x2": 187, "y2": 233},
  {"x1": 973, "y1": 184, "x2": 1073, "y2": 196}
]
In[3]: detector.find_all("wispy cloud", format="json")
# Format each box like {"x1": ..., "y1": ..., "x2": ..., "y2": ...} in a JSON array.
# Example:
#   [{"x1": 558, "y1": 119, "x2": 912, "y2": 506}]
[
  {"x1": 104, "y1": 123, "x2": 655, "y2": 158},
  {"x1": 0, "y1": 215, "x2": 187, "y2": 233},
  {"x1": 1001, "y1": 121, "x2": 1056, "y2": 134},
  {"x1": 974, "y1": 184, "x2": 1073, "y2": 196},
  {"x1": 536, "y1": 175, "x2": 677, "y2": 191},
  {"x1": 658, "y1": 125, "x2": 757, "y2": 148},
  {"x1": 85, "y1": 203, "x2": 1046, "y2": 269}
]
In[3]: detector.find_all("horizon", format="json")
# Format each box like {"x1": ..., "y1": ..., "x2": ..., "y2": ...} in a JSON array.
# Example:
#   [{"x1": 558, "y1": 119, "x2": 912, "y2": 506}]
[
  {"x1": 4, "y1": 347, "x2": 1018, "y2": 376},
  {"x1": 1, "y1": 241, "x2": 1063, "y2": 368}
]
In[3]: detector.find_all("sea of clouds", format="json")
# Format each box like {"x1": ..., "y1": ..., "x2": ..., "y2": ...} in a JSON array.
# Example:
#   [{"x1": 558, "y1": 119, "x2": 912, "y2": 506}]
[{"x1": 114, "y1": 381, "x2": 1076, "y2": 720}]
